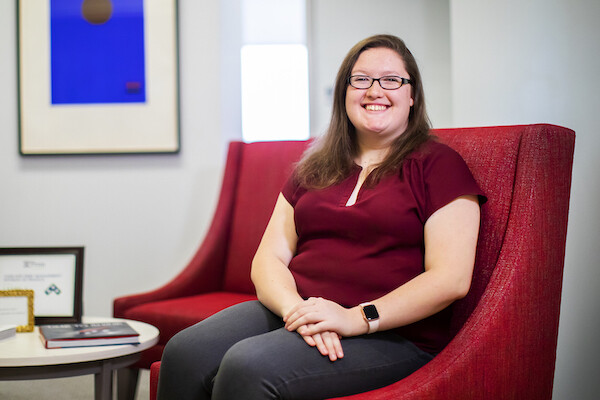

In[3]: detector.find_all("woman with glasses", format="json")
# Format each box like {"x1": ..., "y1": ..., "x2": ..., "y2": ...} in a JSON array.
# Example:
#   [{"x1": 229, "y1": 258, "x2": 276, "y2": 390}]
[{"x1": 158, "y1": 34, "x2": 485, "y2": 400}]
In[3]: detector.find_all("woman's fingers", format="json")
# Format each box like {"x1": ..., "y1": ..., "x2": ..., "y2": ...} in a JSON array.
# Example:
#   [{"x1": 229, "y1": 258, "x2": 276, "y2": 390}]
[
  {"x1": 285, "y1": 297, "x2": 354, "y2": 340},
  {"x1": 284, "y1": 297, "x2": 320, "y2": 323},
  {"x1": 331, "y1": 333, "x2": 344, "y2": 360},
  {"x1": 297, "y1": 325, "x2": 344, "y2": 362},
  {"x1": 301, "y1": 329, "x2": 316, "y2": 347},
  {"x1": 286, "y1": 313, "x2": 316, "y2": 332},
  {"x1": 319, "y1": 331, "x2": 344, "y2": 361},
  {"x1": 311, "y1": 332, "x2": 328, "y2": 356},
  {"x1": 285, "y1": 297, "x2": 342, "y2": 332}
]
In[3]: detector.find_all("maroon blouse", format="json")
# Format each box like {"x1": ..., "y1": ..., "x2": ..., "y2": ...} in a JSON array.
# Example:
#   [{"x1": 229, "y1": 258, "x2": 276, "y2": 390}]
[{"x1": 282, "y1": 140, "x2": 486, "y2": 353}]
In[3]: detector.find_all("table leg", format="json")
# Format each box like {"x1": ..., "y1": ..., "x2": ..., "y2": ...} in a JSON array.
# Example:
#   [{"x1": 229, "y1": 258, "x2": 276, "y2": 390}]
[
  {"x1": 117, "y1": 367, "x2": 139, "y2": 400},
  {"x1": 94, "y1": 361, "x2": 114, "y2": 400}
]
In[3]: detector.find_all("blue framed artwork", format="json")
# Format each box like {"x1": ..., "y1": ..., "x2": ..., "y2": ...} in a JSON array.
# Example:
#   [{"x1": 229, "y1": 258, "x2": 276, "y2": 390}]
[
  {"x1": 18, "y1": 0, "x2": 180, "y2": 155},
  {"x1": 50, "y1": 0, "x2": 147, "y2": 105}
]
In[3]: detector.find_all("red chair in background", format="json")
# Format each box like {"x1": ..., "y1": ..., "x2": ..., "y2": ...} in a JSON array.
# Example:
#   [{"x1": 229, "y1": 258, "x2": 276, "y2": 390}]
[{"x1": 115, "y1": 124, "x2": 575, "y2": 400}]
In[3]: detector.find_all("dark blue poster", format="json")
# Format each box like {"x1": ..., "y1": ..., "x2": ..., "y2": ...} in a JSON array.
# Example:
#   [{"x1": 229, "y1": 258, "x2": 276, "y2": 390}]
[{"x1": 50, "y1": 0, "x2": 146, "y2": 104}]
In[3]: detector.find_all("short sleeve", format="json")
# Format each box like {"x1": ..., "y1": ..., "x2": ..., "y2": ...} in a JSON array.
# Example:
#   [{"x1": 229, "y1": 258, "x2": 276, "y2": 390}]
[
  {"x1": 408, "y1": 141, "x2": 487, "y2": 221},
  {"x1": 281, "y1": 173, "x2": 307, "y2": 207}
]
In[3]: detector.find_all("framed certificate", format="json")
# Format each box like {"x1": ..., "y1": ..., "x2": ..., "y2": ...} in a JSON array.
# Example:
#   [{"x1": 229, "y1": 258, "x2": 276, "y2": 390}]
[
  {"x1": 0, "y1": 247, "x2": 83, "y2": 324},
  {"x1": 17, "y1": 0, "x2": 180, "y2": 154},
  {"x1": 0, "y1": 289, "x2": 34, "y2": 332}
]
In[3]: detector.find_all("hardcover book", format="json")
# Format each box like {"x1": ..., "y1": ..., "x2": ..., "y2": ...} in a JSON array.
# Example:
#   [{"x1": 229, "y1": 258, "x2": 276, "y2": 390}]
[{"x1": 39, "y1": 322, "x2": 139, "y2": 349}]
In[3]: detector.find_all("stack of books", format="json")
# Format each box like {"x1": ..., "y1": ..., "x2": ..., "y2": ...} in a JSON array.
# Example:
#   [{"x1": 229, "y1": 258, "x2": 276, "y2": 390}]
[{"x1": 39, "y1": 322, "x2": 140, "y2": 349}]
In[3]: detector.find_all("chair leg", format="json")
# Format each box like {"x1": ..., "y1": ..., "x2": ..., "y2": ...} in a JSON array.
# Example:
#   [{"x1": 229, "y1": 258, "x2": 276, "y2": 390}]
[{"x1": 116, "y1": 367, "x2": 140, "y2": 400}]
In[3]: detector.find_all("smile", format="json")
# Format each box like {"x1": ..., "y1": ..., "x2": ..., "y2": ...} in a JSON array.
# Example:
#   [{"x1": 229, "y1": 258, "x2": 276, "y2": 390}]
[{"x1": 364, "y1": 104, "x2": 388, "y2": 111}]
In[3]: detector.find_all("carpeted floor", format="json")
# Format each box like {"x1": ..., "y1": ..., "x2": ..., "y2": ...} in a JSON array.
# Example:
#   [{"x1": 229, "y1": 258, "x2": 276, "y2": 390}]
[{"x1": 0, "y1": 369, "x2": 149, "y2": 400}]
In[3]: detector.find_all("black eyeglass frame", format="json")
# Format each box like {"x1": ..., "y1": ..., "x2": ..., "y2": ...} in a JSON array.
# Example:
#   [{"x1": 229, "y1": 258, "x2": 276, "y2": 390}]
[{"x1": 347, "y1": 75, "x2": 413, "y2": 90}]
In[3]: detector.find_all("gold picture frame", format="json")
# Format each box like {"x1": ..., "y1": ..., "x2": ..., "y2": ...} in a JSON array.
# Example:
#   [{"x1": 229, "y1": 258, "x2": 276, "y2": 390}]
[{"x1": 0, "y1": 289, "x2": 34, "y2": 332}]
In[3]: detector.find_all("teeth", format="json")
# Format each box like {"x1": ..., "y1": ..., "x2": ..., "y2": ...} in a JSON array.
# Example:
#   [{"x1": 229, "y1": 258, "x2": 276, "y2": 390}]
[{"x1": 365, "y1": 105, "x2": 387, "y2": 111}]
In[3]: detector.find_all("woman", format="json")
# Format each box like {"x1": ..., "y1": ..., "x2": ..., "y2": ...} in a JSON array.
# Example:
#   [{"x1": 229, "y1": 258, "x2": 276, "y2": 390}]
[{"x1": 157, "y1": 34, "x2": 485, "y2": 400}]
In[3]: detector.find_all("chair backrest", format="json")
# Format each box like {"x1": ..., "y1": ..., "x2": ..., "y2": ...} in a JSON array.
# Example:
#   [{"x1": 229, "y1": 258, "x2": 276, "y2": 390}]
[
  {"x1": 218, "y1": 125, "x2": 575, "y2": 339},
  {"x1": 436, "y1": 124, "x2": 574, "y2": 335},
  {"x1": 221, "y1": 140, "x2": 310, "y2": 293}
]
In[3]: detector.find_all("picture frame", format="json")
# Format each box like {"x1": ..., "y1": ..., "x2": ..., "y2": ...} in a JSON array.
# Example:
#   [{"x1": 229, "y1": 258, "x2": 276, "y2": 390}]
[
  {"x1": 0, "y1": 289, "x2": 35, "y2": 332},
  {"x1": 17, "y1": 0, "x2": 180, "y2": 155},
  {"x1": 0, "y1": 247, "x2": 84, "y2": 324}
]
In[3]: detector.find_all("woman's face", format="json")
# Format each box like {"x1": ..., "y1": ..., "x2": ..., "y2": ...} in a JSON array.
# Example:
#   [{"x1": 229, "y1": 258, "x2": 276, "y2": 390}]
[{"x1": 345, "y1": 47, "x2": 414, "y2": 146}]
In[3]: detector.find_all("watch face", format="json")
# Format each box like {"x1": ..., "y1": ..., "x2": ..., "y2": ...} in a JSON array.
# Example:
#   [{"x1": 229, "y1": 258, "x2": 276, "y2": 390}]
[{"x1": 363, "y1": 304, "x2": 379, "y2": 320}]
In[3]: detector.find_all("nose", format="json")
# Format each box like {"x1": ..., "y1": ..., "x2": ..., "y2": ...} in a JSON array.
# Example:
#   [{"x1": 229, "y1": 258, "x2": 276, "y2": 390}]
[{"x1": 366, "y1": 80, "x2": 384, "y2": 96}]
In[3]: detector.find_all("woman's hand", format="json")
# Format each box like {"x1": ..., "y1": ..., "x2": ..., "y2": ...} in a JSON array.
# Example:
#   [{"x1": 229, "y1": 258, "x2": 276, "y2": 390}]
[
  {"x1": 284, "y1": 297, "x2": 367, "y2": 361},
  {"x1": 284, "y1": 297, "x2": 368, "y2": 354},
  {"x1": 285, "y1": 297, "x2": 365, "y2": 336},
  {"x1": 299, "y1": 325, "x2": 344, "y2": 361}
]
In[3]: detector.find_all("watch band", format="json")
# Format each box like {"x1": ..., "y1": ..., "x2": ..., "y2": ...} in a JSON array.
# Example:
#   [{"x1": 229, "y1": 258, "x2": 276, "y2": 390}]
[{"x1": 360, "y1": 302, "x2": 380, "y2": 334}]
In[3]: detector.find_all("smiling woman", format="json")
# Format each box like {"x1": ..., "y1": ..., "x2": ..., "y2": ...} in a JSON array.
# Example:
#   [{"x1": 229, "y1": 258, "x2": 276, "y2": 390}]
[
  {"x1": 156, "y1": 34, "x2": 486, "y2": 400},
  {"x1": 345, "y1": 47, "x2": 415, "y2": 150},
  {"x1": 295, "y1": 35, "x2": 430, "y2": 190}
]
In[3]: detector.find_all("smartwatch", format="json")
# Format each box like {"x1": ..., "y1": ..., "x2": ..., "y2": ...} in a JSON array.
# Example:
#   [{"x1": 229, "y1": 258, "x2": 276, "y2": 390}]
[{"x1": 359, "y1": 302, "x2": 380, "y2": 334}]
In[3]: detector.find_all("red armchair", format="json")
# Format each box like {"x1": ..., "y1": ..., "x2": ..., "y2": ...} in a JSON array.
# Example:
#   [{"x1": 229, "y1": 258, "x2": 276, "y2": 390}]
[{"x1": 116, "y1": 124, "x2": 575, "y2": 400}]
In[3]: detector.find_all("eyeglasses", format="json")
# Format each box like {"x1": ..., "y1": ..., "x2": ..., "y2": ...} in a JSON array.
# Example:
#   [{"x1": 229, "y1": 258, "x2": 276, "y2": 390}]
[{"x1": 348, "y1": 75, "x2": 412, "y2": 90}]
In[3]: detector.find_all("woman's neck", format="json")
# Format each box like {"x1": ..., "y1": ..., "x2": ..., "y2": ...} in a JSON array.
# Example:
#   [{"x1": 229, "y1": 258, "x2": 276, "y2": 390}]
[
  {"x1": 354, "y1": 132, "x2": 397, "y2": 169},
  {"x1": 354, "y1": 146, "x2": 389, "y2": 170}
]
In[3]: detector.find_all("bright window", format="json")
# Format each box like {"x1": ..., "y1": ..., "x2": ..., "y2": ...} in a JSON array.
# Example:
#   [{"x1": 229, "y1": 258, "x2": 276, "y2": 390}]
[
  {"x1": 241, "y1": 44, "x2": 310, "y2": 142},
  {"x1": 240, "y1": 0, "x2": 309, "y2": 142}
]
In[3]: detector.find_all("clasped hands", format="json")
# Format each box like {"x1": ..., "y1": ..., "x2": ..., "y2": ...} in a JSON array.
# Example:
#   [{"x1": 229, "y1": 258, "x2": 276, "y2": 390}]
[{"x1": 283, "y1": 297, "x2": 367, "y2": 362}]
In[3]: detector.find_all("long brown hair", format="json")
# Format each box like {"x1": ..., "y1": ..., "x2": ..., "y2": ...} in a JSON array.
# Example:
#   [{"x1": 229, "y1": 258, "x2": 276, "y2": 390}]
[{"x1": 295, "y1": 34, "x2": 432, "y2": 189}]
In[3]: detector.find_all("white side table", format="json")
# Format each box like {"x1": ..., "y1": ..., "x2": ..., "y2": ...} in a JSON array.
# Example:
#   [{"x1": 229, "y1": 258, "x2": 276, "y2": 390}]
[{"x1": 0, "y1": 316, "x2": 159, "y2": 400}]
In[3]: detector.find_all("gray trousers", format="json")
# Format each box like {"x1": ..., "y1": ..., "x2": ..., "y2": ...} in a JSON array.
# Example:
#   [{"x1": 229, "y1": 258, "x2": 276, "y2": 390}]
[{"x1": 157, "y1": 301, "x2": 433, "y2": 400}]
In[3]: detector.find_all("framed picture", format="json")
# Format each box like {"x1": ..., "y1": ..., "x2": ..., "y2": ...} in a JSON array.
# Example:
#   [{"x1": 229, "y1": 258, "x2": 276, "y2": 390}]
[
  {"x1": 0, "y1": 289, "x2": 35, "y2": 332},
  {"x1": 0, "y1": 247, "x2": 84, "y2": 324},
  {"x1": 17, "y1": 0, "x2": 180, "y2": 155}
]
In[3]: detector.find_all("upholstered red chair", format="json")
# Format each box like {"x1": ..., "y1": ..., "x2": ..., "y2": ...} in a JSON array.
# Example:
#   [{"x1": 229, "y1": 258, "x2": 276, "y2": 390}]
[{"x1": 116, "y1": 124, "x2": 575, "y2": 400}]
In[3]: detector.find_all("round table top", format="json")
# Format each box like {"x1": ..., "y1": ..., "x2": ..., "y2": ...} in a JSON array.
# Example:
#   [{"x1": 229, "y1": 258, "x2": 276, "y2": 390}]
[{"x1": 0, "y1": 317, "x2": 159, "y2": 367}]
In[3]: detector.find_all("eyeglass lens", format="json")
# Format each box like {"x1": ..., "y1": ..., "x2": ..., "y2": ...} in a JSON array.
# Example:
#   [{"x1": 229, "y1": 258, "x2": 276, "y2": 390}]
[{"x1": 349, "y1": 75, "x2": 409, "y2": 90}]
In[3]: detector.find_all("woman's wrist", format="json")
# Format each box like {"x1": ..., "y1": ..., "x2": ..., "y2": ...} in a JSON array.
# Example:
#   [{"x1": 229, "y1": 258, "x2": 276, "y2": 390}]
[
  {"x1": 350, "y1": 306, "x2": 371, "y2": 336},
  {"x1": 279, "y1": 297, "x2": 306, "y2": 320}
]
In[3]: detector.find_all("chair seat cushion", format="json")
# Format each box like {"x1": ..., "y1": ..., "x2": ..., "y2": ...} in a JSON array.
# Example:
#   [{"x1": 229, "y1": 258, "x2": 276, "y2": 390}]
[{"x1": 122, "y1": 292, "x2": 257, "y2": 345}]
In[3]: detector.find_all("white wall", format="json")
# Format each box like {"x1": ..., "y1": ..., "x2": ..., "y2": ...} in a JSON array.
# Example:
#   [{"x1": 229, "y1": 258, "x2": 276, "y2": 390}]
[
  {"x1": 450, "y1": 1, "x2": 600, "y2": 399},
  {"x1": 0, "y1": 1, "x2": 236, "y2": 317},
  {"x1": 220, "y1": 0, "x2": 243, "y2": 144}
]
